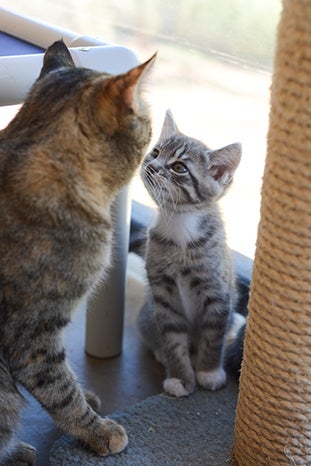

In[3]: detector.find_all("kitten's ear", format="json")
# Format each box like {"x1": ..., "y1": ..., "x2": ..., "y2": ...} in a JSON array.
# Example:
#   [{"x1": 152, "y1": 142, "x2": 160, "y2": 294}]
[
  {"x1": 93, "y1": 53, "x2": 156, "y2": 134},
  {"x1": 159, "y1": 109, "x2": 180, "y2": 141},
  {"x1": 209, "y1": 143, "x2": 242, "y2": 185},
  {"x1": 39, "y1": 40, "x2": 75, "y2": 79}
]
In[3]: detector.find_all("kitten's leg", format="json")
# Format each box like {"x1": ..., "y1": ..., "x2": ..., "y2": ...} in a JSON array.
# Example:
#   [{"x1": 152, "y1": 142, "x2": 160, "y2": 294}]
[
  {"x1": 145, "y1": 280, "x2": 195, "y2": 397},
  {"x1": 137, "y1": 301, "x2": 166, "y2": 365},
  {"x1": 155, "y1": 308, "x2": 195, "y2": 397},
  {"x1": 195, "y1": 298, "x2": 230, "y2": 391},
  {"x1": 162, "y1": 331, "x2": 195, "y2": 397},
  {"x1": 13, "y1": 342, "x2": 127, "y2": 457},
  {"x1": 0, "y1": 359, "x2": 36, "y2": 466}
]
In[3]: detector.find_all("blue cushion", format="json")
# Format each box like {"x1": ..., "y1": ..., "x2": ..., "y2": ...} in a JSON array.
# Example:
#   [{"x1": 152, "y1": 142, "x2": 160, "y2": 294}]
[{"x1": 0, "y1": 32, "x2": 43, "y2": 56}]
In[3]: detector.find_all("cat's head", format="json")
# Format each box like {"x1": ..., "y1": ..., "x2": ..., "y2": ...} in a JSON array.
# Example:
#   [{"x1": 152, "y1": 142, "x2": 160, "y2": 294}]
[
  {"x1": 141, "y1": 109, "x2": 241, "y2": 212},
  {"x1": 4, "y1": 40, "x2": 156, "y2": 193}
]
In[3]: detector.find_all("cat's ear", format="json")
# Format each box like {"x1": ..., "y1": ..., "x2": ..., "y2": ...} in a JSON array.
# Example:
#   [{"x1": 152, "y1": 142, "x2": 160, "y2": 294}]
[
  {"x1": 159, "y1": 109, "x2": 180, "y2": 141},
  {"x1": 93, "y1": 53, "x2": 156, "y2": 134},
  {"x1": 39, "y1": 40, "x2": 75, "y2": 79},
  {"x1": 209, "y1": 143, "x2": 242, "y2": 186}
]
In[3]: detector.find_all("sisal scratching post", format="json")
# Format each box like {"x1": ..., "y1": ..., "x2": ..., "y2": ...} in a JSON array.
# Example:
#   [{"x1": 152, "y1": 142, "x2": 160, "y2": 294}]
[{"x1": 233, "y1": 1, "x2": 311, "y2": 465}]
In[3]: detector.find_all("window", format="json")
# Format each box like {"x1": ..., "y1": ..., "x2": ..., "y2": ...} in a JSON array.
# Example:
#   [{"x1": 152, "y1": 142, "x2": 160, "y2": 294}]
[{"x1": 0, "y1": 0, "x2": 281, "y2": 258}]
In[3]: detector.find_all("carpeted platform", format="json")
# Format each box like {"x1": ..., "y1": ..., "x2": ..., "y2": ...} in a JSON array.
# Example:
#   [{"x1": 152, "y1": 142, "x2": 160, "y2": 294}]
[
  {"x1": 49, "y1": 241, "x2": 248, "y2": 465},
  {"x1": 50, "y1": 376, "x2": 238, "y2": 465}
]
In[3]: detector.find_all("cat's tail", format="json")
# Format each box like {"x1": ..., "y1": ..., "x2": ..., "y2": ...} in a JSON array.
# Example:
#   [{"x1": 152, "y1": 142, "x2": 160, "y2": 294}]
[{"x1": 225, "y1": 312, "x2": 246, "y2": 378}]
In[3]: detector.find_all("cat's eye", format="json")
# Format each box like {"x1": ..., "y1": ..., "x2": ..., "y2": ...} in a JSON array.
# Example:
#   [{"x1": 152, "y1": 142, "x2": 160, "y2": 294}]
[
  {"x1": 171, "y1": 161, "x2": 188, "y2": 174},
  {"x1": 150, "y1": 147, "x2": 160, "y2": 158}
]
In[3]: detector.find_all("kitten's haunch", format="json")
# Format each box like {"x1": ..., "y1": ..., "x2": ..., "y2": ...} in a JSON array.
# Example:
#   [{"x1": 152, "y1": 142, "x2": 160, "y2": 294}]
[{"x1": 0, "y1": 40, "x2": 155, "y2": 464}]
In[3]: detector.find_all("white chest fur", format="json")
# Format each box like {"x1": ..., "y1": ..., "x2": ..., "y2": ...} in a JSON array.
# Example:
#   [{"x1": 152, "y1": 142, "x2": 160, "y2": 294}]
[
  {"x1": 152, "y1": 211, "x2": 206, "y2": 320},
  {"x1": 176, "y1": 275, "x2": 199, "y2": 321},
  {"x1": 154, "y1": 211, "x2": 203, "y2": 247}
]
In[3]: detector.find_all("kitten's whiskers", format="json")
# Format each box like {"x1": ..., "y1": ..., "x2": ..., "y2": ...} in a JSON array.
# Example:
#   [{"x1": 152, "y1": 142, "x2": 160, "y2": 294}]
[{"x1": 143, "y1": 166, "x2": 168, "y2": 212}]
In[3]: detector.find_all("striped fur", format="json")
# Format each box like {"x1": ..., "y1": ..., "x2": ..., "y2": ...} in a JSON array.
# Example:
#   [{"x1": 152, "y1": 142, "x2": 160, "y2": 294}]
[
  {"x1": 0, "y1": 41, "x2": 154, "y2": 464},
  {"x1": 138, "y1": 110, "x2": 243, "y2": 397}
]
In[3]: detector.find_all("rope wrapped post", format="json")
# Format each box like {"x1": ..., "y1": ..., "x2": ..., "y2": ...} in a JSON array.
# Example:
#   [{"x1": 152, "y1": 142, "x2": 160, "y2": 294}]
[{"x1": 233, "y1": 1, "x2": 311, "y2": 464}]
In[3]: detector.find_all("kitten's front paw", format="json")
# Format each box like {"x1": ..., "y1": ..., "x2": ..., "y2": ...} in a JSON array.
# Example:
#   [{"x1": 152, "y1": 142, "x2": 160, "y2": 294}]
[
  {"x1": 86, "y1": 418, "x2": 128, "y2": 456},
  {"x1": 163, "y1": 377, "x2": 194, "y2": 397},
  {"x1": 196, "y1": 367, "x2": 227, "y2": 391}
]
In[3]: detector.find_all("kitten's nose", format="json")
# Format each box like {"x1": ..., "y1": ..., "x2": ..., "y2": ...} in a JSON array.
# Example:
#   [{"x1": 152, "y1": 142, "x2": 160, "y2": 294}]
[{"x1": 147, "y1": 161, "x2": 162, "y2": 174}]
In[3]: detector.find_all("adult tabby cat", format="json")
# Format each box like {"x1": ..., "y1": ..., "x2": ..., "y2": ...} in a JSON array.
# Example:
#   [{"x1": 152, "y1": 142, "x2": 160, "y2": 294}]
[
  {"x1": 0, "y1": 40, "x2": 155, "y2": 465},
  {"x1": 138, "y1": 110, "x2": 245, "y2": 398}
]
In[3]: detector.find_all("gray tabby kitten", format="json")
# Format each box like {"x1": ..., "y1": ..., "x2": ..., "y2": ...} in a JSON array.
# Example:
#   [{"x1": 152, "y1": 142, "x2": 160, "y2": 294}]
[
  {"x1": 0, "y1": 41, "x2": 154, "y2": 465},
  {"x1": 138, "y1": 110, "x2": 243, "y2": 397}
]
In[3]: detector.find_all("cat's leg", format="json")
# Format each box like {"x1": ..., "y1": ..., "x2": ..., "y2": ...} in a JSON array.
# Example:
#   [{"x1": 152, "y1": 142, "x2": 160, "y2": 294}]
[
  {"x1": 195, "y1": 298, "x2": 231, "y2": 391},
  {"x1": 0, "y1": 358, "x2": 36, "y2": 466},
  {"x1": 84, "y1": 390, "x2": 101, "y2": 412},
  {"x1": 2, "y1": 442, "x2": 37, "y2": 466},
  {"x1": 13, "y1": 341, "x2": 127, "y2": 457}
]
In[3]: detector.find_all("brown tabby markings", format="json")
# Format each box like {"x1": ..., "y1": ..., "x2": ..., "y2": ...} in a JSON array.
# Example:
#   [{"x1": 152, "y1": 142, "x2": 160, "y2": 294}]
[
  {"x1": 138, "y1": 110, "x2": 242, "y2": 398},
  {"x1": 0, "y1": 40, "x2": 155, "y2": 465}
]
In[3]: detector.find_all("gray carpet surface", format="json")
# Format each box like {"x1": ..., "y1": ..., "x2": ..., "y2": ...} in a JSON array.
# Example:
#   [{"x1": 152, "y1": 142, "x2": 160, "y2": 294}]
[{"x1": 50, "y1": 376, "x2": 238, "y2": 466}]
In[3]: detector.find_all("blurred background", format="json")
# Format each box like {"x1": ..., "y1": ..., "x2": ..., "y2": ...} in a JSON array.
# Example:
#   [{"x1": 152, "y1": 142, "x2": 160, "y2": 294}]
[{"x1": 0, "y1": 0, "x2": 282, "y2": 258}]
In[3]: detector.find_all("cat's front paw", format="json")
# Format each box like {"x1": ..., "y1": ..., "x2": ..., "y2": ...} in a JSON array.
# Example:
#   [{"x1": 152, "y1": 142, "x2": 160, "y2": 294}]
[
  {"x1": 7, "y1": 441, "x2": 36, "y2": 466},
  {"x1": 196, "y1": 367, "x2": 227, "y2": 391},
  {"x1": 84, "y1": 390, "x2": 101, "y2": 413},
  {"x1": 163, "y1": 377, "x2": 194, "y2": 397},
  {"x1": 86, "y1": 418, "x2": 128, "y2": 456}
]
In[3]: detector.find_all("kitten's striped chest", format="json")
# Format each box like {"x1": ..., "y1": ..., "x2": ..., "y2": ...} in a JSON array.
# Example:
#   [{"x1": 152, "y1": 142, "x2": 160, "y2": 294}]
[
  {"x1": 147, "y1": 209, "x2": 226, "y2": 320},
  {"x1": 148, "y1": 212, "x2": 207, "y2": 318}
]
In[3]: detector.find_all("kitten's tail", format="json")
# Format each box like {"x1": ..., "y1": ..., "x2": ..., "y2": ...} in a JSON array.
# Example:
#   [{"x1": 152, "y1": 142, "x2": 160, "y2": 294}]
[{"x1": 225, "y1": 312, "x2": 246, "y2": 378}]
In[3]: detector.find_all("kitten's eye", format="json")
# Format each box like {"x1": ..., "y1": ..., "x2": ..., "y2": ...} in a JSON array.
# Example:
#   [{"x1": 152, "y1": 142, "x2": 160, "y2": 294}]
[
  {"x1": 150, "y1": 148, "x2": 160, "y2": 158},
  {"x1": 171, "y1": 161, "x2": 188, "y2": 174}
]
